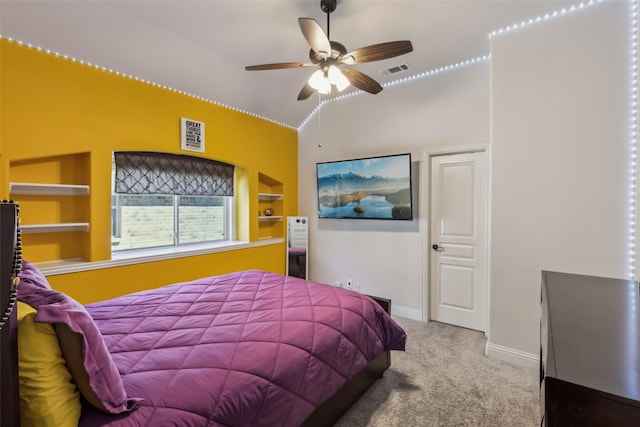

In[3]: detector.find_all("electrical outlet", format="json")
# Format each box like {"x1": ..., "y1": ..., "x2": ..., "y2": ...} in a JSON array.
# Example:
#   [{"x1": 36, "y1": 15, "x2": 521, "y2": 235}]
[
  {"x1": 346, "y1": 279, "x2": 353, "y2": 290},
  {"x1": 354, "y1": 282, "x2": 361, "y2": 292}
]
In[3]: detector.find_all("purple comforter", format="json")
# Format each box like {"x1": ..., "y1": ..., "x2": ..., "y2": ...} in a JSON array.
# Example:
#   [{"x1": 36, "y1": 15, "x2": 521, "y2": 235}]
[{"x1": 80, "y1": 270, "x2": 406, "y2": 426}]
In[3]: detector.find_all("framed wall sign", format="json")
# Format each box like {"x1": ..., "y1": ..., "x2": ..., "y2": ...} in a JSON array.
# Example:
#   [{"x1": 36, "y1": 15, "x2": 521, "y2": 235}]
[{"x1": 180, "y1": 117, "x2": 205, "y2": 153}]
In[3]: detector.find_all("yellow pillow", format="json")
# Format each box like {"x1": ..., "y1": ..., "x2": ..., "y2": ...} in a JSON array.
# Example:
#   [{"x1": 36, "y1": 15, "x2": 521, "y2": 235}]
[{"x1": 17, "y1": 301, "x2": 81, "y2": 427}]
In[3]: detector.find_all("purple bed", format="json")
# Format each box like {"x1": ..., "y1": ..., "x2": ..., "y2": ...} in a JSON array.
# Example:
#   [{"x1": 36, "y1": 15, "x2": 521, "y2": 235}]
[
  {"x1": 80, "y1": 270, "x2": 406, "y2": 426},
  {"x1": 1, "y1": 204, "x2": 405, "y2": 427}
]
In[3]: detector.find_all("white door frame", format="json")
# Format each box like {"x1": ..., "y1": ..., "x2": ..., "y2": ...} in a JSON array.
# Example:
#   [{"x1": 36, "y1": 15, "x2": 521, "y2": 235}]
[{"x1": 421, "y1": 142, "x2": 491, "y2": 335}]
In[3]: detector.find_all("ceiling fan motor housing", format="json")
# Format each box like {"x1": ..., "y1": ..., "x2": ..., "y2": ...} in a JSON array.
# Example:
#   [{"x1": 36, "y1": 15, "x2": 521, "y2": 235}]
[
  {"x1": 321, "y1": 0, "x2": 337, "y2": 14},
  {"x1": 309, "y1": 41, "x2": 347, "y2": 63}
]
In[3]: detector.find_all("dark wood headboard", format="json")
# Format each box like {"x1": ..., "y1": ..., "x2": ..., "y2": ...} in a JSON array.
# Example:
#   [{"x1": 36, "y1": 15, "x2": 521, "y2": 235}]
[{"x1": 0, "y1": 202, "x2": 20, "y2": 427}]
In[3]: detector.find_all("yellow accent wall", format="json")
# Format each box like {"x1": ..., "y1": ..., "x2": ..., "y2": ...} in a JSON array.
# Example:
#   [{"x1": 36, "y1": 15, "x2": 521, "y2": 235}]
[
  {"x1": 50, "y1": 245, "x2": 285, "y2": 304},
  {"x1": 0, "y1": 39, "x2": 298, "y2": 303}
]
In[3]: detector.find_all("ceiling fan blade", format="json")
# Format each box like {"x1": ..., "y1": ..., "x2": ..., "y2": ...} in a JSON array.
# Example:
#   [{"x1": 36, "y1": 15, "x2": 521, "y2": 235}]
[
  {"x1": 341, "y1": 68, "x2": 383, "y2": 94},
  {"x1": 297, "y1": 83, "x2": 316, "y2": 101},
  {"x1": 245, "y1": 62, "x2": 315, "y2": 71},
  {"x1": 342, "y1": 41, "x2": 413, "y2": 64},
  {"x1": 299, "y1": 18, "x2": 331, "y2": 59}
]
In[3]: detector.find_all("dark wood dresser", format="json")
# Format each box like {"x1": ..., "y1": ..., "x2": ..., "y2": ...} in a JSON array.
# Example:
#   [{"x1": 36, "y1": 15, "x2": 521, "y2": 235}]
[{"x1": 540, "y1": 271, "x2": 640, "y2": 426}]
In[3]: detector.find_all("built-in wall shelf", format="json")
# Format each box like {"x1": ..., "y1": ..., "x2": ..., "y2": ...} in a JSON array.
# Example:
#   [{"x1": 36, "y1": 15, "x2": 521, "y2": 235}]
[
  {"x1": 258, "y1": 193, "x2": 283, "y2": 201},
  {"x1": 10, "y1": 182, "x2": 90, "y2": 196},
  {"x1": 258, "y1": 216, "x2": 283, "y2": 222},
  {"x1": 9, "y1": 153, "x2": 91, "y2": 262},
  {"x1": 20, "y1": 223, "x2": 90, "y2": 234},
  {"x1": 257, "y1": 173, "x2": 284, "y2": 241}
]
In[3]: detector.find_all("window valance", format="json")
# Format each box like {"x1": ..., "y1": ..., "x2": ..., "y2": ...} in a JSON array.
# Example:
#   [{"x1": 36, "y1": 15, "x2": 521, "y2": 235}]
[{"x1": 114, "y1": 152, "x2": 234, "y2": 196}]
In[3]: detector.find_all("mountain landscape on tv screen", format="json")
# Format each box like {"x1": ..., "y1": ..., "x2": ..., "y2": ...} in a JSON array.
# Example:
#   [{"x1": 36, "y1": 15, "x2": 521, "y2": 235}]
[{"x1": 317, "y1": 172, "x2": 411, "y2": 219}]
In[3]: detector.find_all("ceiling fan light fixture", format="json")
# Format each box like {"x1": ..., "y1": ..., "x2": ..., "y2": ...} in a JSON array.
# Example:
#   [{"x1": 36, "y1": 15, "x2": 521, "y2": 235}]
[
  {"x1": 245, "y1": 0, "x2": 413, "y2": 101},
  {"x1": 317, "y1": 79, "x2": 332, "y2": 94},
  {"x1": 328, "y1": 65, "x2": 350, "y2": 91},
  {"x1": 308, "y1": 69, "x2": 332, "y2": 94}
]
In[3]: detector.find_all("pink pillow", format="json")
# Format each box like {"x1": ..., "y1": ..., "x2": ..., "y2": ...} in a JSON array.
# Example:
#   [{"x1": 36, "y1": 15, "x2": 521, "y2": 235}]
[{"x1": 18, "y1": 281, "x2": 141, "y2": 413}]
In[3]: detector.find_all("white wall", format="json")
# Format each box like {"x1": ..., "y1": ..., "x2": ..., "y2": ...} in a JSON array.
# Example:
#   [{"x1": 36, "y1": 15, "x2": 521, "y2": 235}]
[
  {"x1": 298, "y1": 62, "x2": 490, "y2": 319},
  {"x1": 298, "y1": 0, "x2": 633, "y2": 368},
  {"x1": 489, "y1": 0, "x2": 630, "y2": 366}
]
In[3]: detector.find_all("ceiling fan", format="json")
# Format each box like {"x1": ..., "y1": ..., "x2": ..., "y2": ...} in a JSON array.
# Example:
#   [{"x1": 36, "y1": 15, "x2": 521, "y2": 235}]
[{"x1": 245, "y1": 0, "x2": 413, "y2": 100}]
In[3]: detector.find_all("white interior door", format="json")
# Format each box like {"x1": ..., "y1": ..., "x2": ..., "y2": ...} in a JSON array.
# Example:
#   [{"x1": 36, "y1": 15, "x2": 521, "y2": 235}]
[{"x1": 430, "y1": 152, "x2": 487, "y2": 331}]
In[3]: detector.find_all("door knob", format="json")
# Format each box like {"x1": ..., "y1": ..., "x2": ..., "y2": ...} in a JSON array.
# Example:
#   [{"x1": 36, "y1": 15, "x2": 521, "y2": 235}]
[{"x1": 432, "y1": 244, "x2": 444, "y2": 251}]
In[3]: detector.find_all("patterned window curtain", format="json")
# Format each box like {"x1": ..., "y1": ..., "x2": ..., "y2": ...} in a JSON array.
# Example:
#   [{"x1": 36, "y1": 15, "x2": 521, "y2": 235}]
[{"x1": 114, "y1": 152, "x2": 234, "y2": 196}]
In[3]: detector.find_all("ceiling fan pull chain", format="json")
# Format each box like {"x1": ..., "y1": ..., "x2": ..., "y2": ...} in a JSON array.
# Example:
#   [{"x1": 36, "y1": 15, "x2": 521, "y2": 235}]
[{"x1": 317, "y1": 93, "x2": 323, "y2": 148}]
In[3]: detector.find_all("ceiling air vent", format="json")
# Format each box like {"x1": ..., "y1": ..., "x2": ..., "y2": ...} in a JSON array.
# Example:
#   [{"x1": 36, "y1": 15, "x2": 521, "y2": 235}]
[{"x1": 380, "y1": 63, "x2": 411, "y2": 77}]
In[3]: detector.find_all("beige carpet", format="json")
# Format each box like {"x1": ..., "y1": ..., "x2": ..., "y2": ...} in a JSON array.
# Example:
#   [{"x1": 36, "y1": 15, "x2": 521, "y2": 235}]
[{"x1": 335, "y1": 317, "x2": 539, "y2": 427}]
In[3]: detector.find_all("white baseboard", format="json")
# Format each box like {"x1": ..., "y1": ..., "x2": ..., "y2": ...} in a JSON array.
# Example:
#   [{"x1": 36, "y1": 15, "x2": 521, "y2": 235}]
[
  {"x1": 389, "y1": 308, "x2": 539, "y2": 370},
  {"x1": 485, "y1": 341, "x2": 539, "y2": 370},
  {"x1": 392, "y1": 304, "x2": 422, "y2": 321}
]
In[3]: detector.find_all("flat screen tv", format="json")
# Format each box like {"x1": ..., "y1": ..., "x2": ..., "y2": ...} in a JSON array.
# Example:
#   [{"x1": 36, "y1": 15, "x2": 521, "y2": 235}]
[{"x1": 316, "y1": 153, "x2": 413, "y2": 220}]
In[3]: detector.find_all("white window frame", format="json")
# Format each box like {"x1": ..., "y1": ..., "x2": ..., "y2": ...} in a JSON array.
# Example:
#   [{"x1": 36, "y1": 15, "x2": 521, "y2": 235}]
[{"x1": 110, "y1": 154, "x2": 237, "y2": 258}]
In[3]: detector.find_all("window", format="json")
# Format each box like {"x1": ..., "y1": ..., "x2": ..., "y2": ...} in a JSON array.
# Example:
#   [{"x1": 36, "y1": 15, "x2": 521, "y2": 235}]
[{"x1": 111, "y1": 152, "x2": 234, "y2": 254}]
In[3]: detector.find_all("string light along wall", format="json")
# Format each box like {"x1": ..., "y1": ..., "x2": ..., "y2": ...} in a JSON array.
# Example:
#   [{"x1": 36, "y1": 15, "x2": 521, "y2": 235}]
[
  {"x1": 0, "y1": 36, "x2": 298, "y2": 131},
  {"x1": 488, "y1": 0, "x2": 607, "y2": 38},
  {"x1": 630, "y1": 0, "x2": 638, "y2": 281}
]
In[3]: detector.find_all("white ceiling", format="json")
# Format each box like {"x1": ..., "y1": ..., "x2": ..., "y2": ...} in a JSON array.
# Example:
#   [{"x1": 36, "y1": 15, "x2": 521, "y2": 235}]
[{"x1": 1, "y1": 0, "x2": 573, "y2": 129}]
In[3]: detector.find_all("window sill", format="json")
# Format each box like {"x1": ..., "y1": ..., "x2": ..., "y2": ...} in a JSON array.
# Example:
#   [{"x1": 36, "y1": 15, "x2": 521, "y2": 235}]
[{"x1": 35, "y1": 238, "x2": 284, "y2": 276}]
